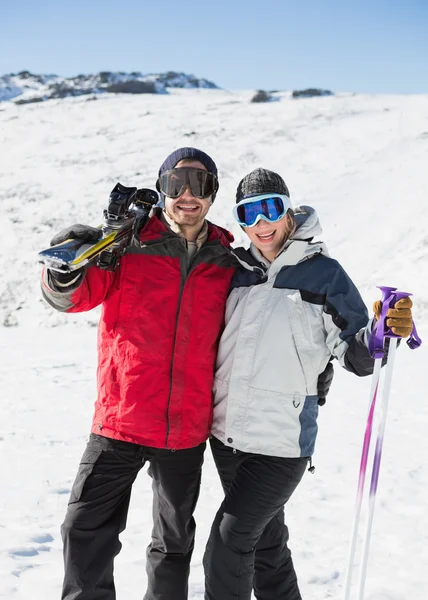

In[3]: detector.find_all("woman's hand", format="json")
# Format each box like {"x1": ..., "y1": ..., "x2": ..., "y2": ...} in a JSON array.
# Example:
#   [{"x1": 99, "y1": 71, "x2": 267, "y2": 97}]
[{"x1": 373, "y1": 297, "x2": 413, "y2": 338}]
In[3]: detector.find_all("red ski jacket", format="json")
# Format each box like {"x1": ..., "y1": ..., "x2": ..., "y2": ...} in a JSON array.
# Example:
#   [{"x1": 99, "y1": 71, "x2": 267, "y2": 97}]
[{"x1": 42, "y1": 211, "x2": 236, "y2": 449}]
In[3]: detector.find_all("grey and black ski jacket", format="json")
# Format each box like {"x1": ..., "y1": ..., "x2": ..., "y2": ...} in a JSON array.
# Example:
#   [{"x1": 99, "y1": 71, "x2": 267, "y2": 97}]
[{"x1": 212, "y1": 206, "x2": 375, "y2": 458}]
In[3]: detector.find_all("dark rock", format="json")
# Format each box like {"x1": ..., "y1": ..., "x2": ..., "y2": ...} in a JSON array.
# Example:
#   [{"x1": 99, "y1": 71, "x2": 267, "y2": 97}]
[
  {"x1": 15, "y1": 97, "x2": 45, "y2": 105},
  {"x1": 48, "y1": 83, "x2": 92, "y2": 99},
  {"x1": 15, "y1": 71, "x2": 47, "y2": 84},
  {"x1": 292, "y1": 88, "x2": 333, "y2": 99},
  {"x1": 251, "y1": 90, "x2": 272, "y2": 103},
  {"x1": 105, "y1": 80, "x2": 157, "y2": 94},
  {"x1": 99, "y1": 71, "x2": 112, "y2": 83},
  {"x1": 155, "y1": 71, "x2": 218, "y2": 89}
]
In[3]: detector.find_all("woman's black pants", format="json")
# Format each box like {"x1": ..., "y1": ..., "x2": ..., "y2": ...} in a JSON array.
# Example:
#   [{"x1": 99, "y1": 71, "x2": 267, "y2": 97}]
[{"x1": 204, "y1": 437, "x2": 308, "y2": 600}]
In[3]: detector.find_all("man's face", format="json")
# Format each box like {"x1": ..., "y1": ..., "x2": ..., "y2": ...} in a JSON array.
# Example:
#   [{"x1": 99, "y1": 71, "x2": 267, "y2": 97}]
[{"x1": 164, "y1": 160, "x2": 213, "y2": 228}]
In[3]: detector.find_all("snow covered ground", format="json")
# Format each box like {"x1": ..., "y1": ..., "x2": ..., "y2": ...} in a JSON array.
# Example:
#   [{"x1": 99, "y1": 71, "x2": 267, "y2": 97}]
[{"x1": 0, "y1": 88, "x2": 427, "y2": 599}]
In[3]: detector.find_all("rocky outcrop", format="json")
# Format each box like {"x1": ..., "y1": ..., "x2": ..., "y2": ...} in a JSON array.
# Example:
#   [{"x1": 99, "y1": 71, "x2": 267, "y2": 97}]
[
  {"x1": 0, "y1": 70, "x2": 219, "y2": 104},
  {"x1": 292, "y1": 88, "x2": 333, "y2": 99},
  {"x1": 251, "y1": 90, "x2": 273, "y2": 103}
]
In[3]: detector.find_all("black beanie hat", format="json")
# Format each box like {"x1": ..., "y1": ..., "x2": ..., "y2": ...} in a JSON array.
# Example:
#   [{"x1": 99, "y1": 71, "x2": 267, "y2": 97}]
[
  {"x1": 158, "y1": 147, "x2": 218, "y2": 203},
  {"x1": 158, "y1": 147, "x2": 217, "y2": 177},
  {"x1": 236, "y1": 168, "x2": 290, "y2": 203}
]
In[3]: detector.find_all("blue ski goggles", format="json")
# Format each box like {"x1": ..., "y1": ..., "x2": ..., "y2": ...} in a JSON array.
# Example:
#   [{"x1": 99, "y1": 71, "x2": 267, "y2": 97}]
[{"x1": 232, "y1": 194, "x2": 291, "y2": 227}]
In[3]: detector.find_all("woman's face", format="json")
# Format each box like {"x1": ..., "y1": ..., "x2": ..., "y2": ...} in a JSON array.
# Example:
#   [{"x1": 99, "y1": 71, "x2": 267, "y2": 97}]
[{"x1": 243, "y1": 212, "x2": 295, "y2": 261}]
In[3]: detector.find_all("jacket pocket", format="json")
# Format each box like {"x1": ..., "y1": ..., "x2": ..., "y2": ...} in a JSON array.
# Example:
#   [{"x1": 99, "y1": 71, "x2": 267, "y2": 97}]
[
  {"x1": 284, "y1": 291, "x2": 325, "y2": 393},
  {"x1": 236, "y1": 387, "x2": 307, "y2": 457}
]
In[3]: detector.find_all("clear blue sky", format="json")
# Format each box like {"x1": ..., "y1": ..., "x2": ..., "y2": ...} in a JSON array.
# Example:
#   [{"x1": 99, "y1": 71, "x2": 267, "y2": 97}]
[{"x1": 1, "y1": 0, "x2": 427, "y2": 93}]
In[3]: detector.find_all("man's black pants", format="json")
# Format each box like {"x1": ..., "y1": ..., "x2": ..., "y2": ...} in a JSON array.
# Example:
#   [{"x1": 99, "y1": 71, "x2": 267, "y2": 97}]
[
  {"x1": 61, "y1": 433, "x2": 205, "y2": 600},
  {"x1": 204, "y1": 437, "x2": 307, "y2": 600}
]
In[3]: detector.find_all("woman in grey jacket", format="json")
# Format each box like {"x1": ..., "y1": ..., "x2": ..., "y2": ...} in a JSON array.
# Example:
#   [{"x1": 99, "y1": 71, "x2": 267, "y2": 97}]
[{"x1": 203, "y1": 168, "x2": 414, "y2": 600}]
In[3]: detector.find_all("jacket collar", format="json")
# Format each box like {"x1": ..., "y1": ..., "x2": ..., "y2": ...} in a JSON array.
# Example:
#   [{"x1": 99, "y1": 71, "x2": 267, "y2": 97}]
[
  {"x1": 140, "y1": 207, "x2": 234, "y2": 250},
  {"x1": 161, "y1": 210, "x2": 209, "y2": 250},
  {"x1": 233, "y1": 239, "x2": 328, "y2": 280}
]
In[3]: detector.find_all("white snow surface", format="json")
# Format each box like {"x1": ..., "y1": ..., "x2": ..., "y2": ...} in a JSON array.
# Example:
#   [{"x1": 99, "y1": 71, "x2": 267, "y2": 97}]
[{"x1": 0, "y1": 88, "x2": 427, "y2": 599}]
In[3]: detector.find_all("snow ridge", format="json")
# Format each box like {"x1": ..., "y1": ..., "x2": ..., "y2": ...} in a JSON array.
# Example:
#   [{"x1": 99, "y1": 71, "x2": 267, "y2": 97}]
[{"x1": 0, "y1": 70, "x2": 219, "y2": 104}]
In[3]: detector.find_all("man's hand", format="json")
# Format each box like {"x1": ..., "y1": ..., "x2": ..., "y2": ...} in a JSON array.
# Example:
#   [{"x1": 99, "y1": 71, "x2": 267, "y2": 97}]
[
  {"x1": 50, "y1": 224, "x2": 102, "y2": 247},
  {"x1": 373, "y1": 297, "x2": 413, "y2": 338},
  {"x1": 47, "y1": 224, "x2": 100, "y2": 287},
  {"x1": 317, "y1": 360, "x2": 334, "y2": 406}
]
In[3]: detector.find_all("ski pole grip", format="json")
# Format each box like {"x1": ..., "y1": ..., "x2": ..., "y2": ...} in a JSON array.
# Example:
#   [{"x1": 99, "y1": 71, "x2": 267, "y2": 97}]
[{"x1": 368, "y1": 286, "x2": 422, "y2": 358}]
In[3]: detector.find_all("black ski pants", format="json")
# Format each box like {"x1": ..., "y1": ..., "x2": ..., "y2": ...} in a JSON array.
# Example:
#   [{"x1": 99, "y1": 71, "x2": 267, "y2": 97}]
[
  {"x1": 204, "y1": 437, "x2": 308, "y2": 600},
  {"x1": 61, "y1": 433, "x2": 205, "y2": 600}
]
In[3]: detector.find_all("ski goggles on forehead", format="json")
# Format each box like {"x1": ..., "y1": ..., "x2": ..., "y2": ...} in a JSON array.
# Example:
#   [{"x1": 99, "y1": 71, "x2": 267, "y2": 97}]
[
  {"x1": 156, "y1": 168, "x2": 218, "y2": 199},
  {"x1": 232, "y1": 194, "x2": 291, "y2": 227}
]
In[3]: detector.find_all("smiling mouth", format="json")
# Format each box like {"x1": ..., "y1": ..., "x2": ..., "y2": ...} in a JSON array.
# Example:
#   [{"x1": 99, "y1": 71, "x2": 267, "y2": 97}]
[
  {"x1": 176, "y1": 204, "x2": 200, "y2": 212},
  {"x1": 256, "y1": 230, "x2": 275, "y2": 242}
]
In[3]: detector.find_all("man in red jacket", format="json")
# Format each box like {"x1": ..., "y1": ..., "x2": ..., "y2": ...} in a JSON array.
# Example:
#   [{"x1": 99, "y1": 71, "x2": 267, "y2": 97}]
[{"x1": 41, "y1": 147, "x2": 237, "y2": 600}]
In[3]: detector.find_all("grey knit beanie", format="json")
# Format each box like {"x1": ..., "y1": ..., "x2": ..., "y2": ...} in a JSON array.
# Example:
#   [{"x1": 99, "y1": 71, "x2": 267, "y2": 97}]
[{"x1": 236, "y1": 168, "x2": 290, "y2": 202}]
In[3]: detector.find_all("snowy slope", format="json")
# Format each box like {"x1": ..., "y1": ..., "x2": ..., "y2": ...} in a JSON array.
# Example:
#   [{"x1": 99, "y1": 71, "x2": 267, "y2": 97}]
[{"x1": 0, "y1": 88, "x2": 427, "y2": 599}]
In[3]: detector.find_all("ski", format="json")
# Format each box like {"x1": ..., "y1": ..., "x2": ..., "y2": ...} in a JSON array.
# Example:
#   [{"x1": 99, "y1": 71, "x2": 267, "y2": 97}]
[{"x1": 39, "y1": 183, "x2": 158, "y2": 272}]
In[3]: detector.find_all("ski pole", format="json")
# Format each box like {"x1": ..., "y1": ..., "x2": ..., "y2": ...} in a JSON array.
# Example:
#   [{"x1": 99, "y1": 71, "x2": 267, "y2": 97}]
[
  {"x1": 343, "y1": 286, "x2": 422, "y2": 600},
  {"x1": 357, "y1": 287, "x2": 421, "y2": 599},
  {"x1": 343, "y1": 357, "x2": 382, "y2": 600},
  {"x1": 343, "y1": 286, "x2": 396, "y2": 600},
  {"x1": 356, "y1": 337, "x2": 397, "y2": 600}
]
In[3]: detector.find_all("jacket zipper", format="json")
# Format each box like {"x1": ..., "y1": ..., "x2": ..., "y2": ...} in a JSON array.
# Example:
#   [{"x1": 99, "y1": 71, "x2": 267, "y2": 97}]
[
  {"x1": 165, "y1": 240, "x2": 228, "y2": 447},
  {"x1": 165, "y1": 246, "x2": 187, "y2": 448}
]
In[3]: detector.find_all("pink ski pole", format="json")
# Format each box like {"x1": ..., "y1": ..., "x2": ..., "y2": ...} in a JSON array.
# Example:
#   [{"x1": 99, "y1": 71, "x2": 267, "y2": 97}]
[{"x1": 344, "y1": 286, "x2": 422, "y2": 600}]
